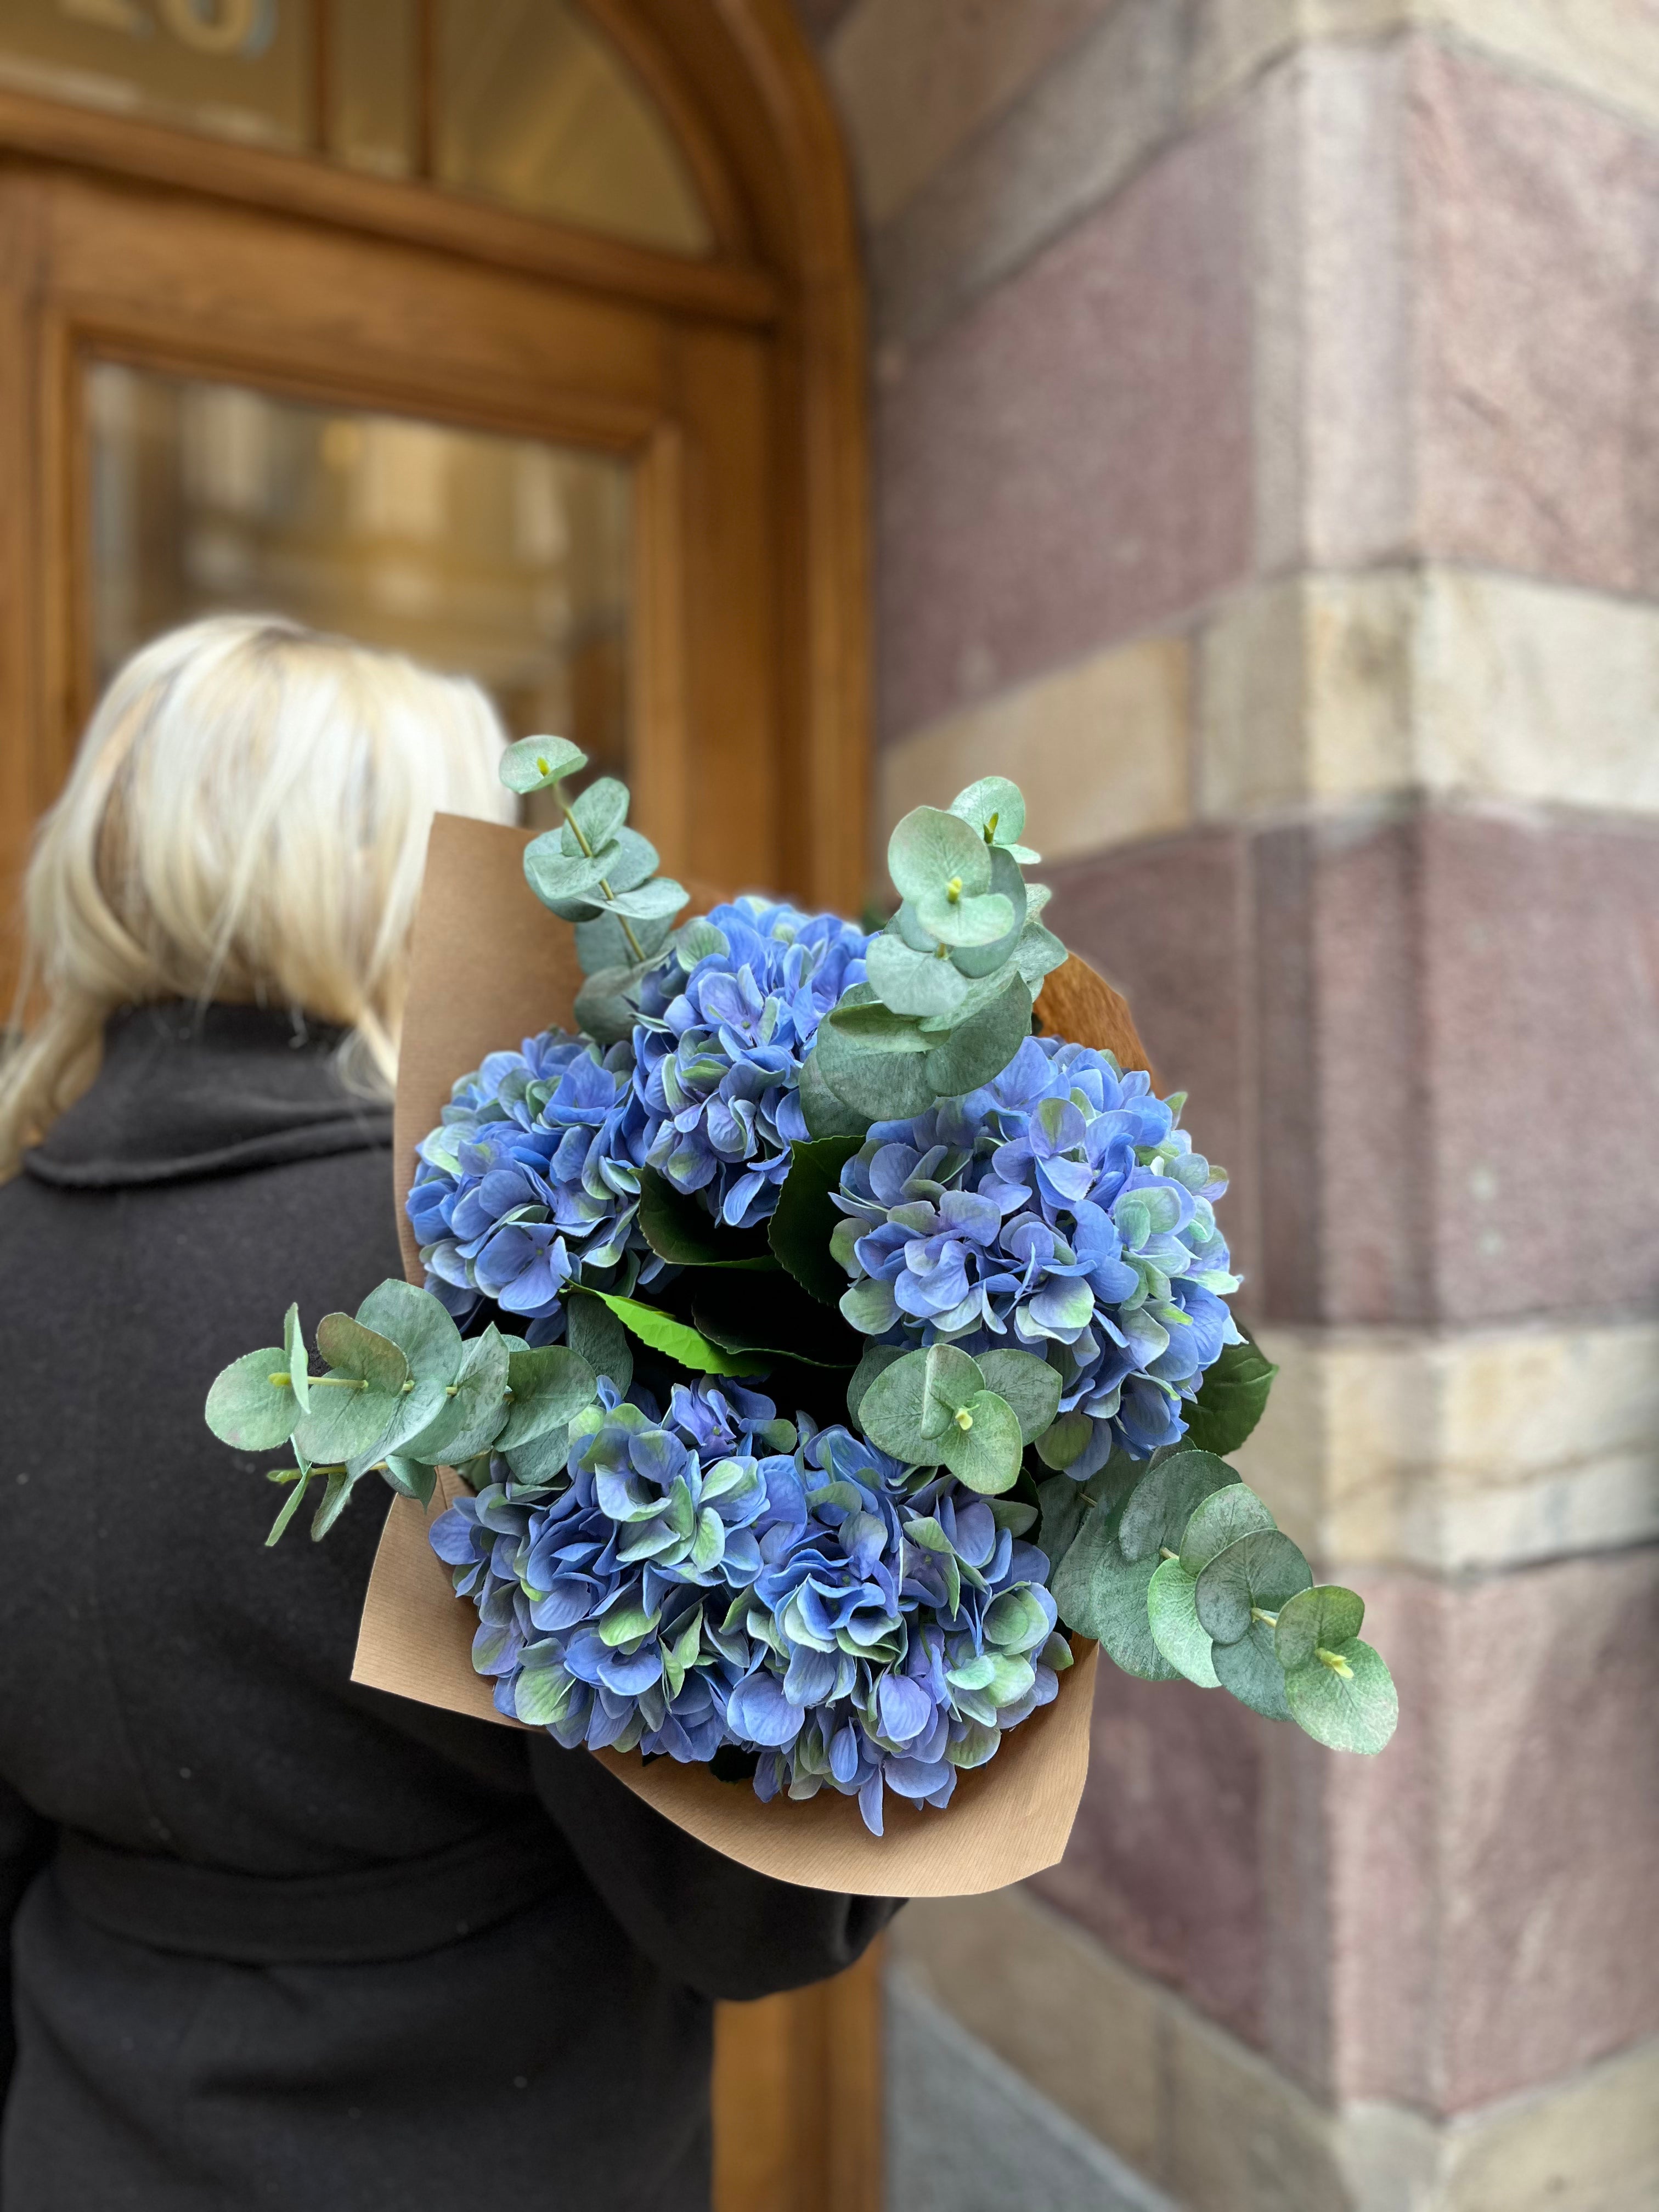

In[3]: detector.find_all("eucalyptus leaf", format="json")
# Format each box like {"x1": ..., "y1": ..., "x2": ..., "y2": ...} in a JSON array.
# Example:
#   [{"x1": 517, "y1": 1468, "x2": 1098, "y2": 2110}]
[
  {"x1": 1035, "y1": 1408, "x2": 1092, "y2": 1471},
  {"x1": 575, "y1": 910, "x2": 673, "y2": 977},
  {"x1": 1193, "y1": 1530, "x2": 1313, "y2": 1647},
  {"x1": 814, "y1": 1019, "x2": 938, "y2": 1122},
  {"x1": 603, "y1": 877, "x2": 689, "y2": 923},
  {"x1": 283, "y1": 1304, "x2": 309, "y2": 1417},
  {"x1": 352, "y1": 1279, "x2": 464, "y2": 1457},
  {"x1": 824, "y1": 999, "x2": 932, "y2": 1052},
  {"x1": 206, "y1": 1348, "x2": 300, "y2": 1453},
  {"x1": 567, "y1": 775, "x2": 628, "y2": 850},
  {"x1": 574, "y1": 963, "x2": 650, "y2": 1045},
  {"x1": 866, "y1": 931, "x2": 970, "y2": 1018},
  {"x1": 1283, "y1": 1638, "x2": 1398, "y2": 1754},
  {"x1": 1178, "y1": 1481, "x2": 1277, "y2": 1575},
  {"x1": 1274, "y1": 1584, "x2": 1366, "y2": 1673},
  {"x1": 499, "y1": 733, "x2": 586, "y2": 793},
  {"x1": 381, "y1": 1455, "x2": 439, "y2": 1508},
  {"x1": 264, "y1": 1466, "x2": 314, "y2": 1546},
  {"x1": 922, "y1": 980, "x2": 1033, "y2": 1099},
  {"x1": 938, "y1": 1389, "x2": 1023, "y2": 1494},
  {"x1": 523, "y1": 837, "x2": 611, "y2": 908},
  {"x1": 847, "y1": 1342, "x2": 903, "y2": 1427},
  {"x1": 888, "y1": 805, "x2": 992, "y2": 905},
  {"x1": 292, "y1": 1315, "x2": 411, "y2": 1464},
  {"x1": 1048, "y1": 1508, "x2": 1177, "y2": 1681},
  {"x1": 975, "y1": 1348, "x2": 1063, "y2": 1446},
  {"x1": 1182, "y1": 1331, "x2": 1280, "y2": 1456},
  {"x1": 949, "y1": 849, "x2": 1029, "y2": 979},
  {"x1": 1035, "y1": 1475, "x2": 1090, "y2": 1569},
  {"x1": 913, "y1": 888, "x2": 1015, "y2": 949},
  {"x1": 309, "y1": 1466, "x2": 361, "y2": 1542},
  {"x1": 949, "y1": 775, "x2": 1029, "y2": 853},
  {"x1": 1146, "y1": 1557, "x2": 1220, "y2": 1688},
  {"x1": 859, "y1": 1344, "x2": 984, "y2": 1465},
  {"x1": 397, "y1": 1325, "x2": 510, "y2": 1464},
  {"x1": 798, "y1": 1047, "x2": 873, "y2": 1139},
  {"x1": 1212, "y1": 1624, "x2": 1294, "y2": 1721},
  {"x1": 499, "y1": 1346, "x2": 598, "y2": 1449},
  {"x1": 1116, "y1": 1448, "x2": 1238, "y2": 1562}
]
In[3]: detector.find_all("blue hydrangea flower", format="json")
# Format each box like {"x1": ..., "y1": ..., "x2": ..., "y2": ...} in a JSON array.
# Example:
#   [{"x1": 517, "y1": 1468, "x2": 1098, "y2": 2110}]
[
  {"x1": 632, "y1": 898, "x2": 868, "y2": 1228},
  {"x1": 430, "y1": 1379, "x2": 1069, "y2": 1835},
  {"x1": 832, "y1": 1036, "x2": 1242, "y2": 1476},
  {"x1": 405, "y1": 1032, "x2": 657, "y2": 1344}
]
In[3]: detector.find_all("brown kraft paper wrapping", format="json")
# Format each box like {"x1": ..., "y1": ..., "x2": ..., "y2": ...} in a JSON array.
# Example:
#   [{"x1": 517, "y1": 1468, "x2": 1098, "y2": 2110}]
[{"x1": 354, "y1": 815, "x2": 1153, "y2": 1897}]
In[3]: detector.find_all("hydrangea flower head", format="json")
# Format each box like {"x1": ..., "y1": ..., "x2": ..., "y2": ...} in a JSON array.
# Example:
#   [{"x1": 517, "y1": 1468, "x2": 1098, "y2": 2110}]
[
  {"x1": 832, "y1": 1036, "x2": 1242, "y2": 1475},
  {"x1": 632, "y1": 898, "x2": 868, "y2": 1228}
]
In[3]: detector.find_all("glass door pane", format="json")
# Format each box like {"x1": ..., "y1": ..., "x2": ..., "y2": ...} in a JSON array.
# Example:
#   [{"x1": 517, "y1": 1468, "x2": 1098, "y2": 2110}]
[{"x1": 86, "y1": 359, "x2": 633, "y2": 784}]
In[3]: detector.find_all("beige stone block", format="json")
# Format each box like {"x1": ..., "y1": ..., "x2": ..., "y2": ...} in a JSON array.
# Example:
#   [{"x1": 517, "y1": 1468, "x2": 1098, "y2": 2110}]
[
  {"x1": 877, "y1": 633, "x2": 1190, "y2": 866},
  {"x1": 1426, "y1": 0, "x2": 1659, "y2": 139},
  {"x1": 1160, "y1": 1997, "x2": 1350, "y2": 2212},
  {"x1": 1415, "y1": 568, "x2": 1659, "y2": 814},
  {"x1": 1229, "y1": 1318, "x2": 1659, "y2": 1571},
  {"x1": 891, "y1": 1890, "x2": 1164, "y2": 2174},
  {"x1": 826, "y1": 0, "x2": 1114, "y2": 227},
  {"x1": 1438, "y1": 2035, "x2": 1659, "y2": 2212}
]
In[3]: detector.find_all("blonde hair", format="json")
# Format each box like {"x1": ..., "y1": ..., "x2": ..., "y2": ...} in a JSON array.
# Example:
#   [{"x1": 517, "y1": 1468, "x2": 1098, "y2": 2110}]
[{"x1": 0, "y1": 613, "x2": 516, "y2": 1177}]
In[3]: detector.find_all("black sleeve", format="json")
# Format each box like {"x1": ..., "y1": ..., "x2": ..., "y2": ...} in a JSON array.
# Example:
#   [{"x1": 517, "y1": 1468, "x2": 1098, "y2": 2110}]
[
  {"x1": 0, "y1": 1781, "x2": 52, "y2": 2099},
  {"x1": 528, "y1": 1740, "x2": 902, "y2": 2002}
]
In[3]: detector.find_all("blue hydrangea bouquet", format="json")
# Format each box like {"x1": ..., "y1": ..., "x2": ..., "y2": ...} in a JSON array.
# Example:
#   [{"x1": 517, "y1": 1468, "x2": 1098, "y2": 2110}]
[{"x1": 206, "y1": 741, "x2": 1396, "y2": 1891}]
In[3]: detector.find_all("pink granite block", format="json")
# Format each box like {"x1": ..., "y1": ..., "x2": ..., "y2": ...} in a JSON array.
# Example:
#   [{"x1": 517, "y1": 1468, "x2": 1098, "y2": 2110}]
[
  {"x1": 1330, "y1": 1550, "x2": 1659, "y2": 2111},
  {"x1": 1046, "y1": 830, "x2": 1260, "y2": 1302},
  {"x1": 877, "y1": 117, "x2": 1252, "y2": 743},
  {"x1": 1033, "y1": 1664, "x2": 1269, "y2": 2047},
  {"x1": 1410, "y1": 41, "x2": 1659, "y2": 594}
]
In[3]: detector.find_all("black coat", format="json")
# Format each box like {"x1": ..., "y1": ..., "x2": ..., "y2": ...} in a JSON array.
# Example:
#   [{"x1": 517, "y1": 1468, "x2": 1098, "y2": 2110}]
[{"x1": 0, "y1": 1005, "x2": 894, "y2": 2210}]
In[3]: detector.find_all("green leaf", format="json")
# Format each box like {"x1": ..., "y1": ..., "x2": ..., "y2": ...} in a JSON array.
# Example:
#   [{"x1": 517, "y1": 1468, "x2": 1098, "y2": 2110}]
[
  {"x1": 353, "y1": 1279, "x2": 465, "y2": 1459},
  {"x1": 573, "y1": 962, "x2": 650, "y2": 1045},
  {"x1": 264, "y1": 1466, "x2": 314, "y2": 1546},
  {"x1": 282, "y1": 1304, "x2": 310, "y2": 1417},
  {"x1": 888, "y1": 805, "x2": 992, "y2": 905},
  {"x1": 1013, "y1": 919, "x2": 1068, "y2": 991},
  {"x1": 767, "y1": 1137, "x2": 863, "y2": 1306},
  {"x1": 381, "y1": 1455, "x2": 438, "y2": 1508},
  {"x1": 575, "y1": 909, "x2": 673, "y2": 977},
  {"x1": 499, "y1": 733, "x2": 586, "y2": 793},
  {"x1": 1035, "y1": 1474, "x2": 1091, "y2": 1569},
  {"x1": 922, "y1": 979, "x2": 1033, "y2": 1098},
  {"x1": 309, "y1": 1466, "x2": 362, "y2": 1542},
  {"x1": 566, "y1": 1293, "x2": 633, "y2": 1397},
  {"x1": 813, "y1": 1014, "x2": 939, "y2": 1122},
  {"x1": 859, "y1": 1344, "x2": 985, "y2": 1465},
  {"x1": 1212, "y1": 1624, "x2": 1294, "y2": 1721},
  {"x1": 913, "y1": 888, "x2": 1015, "y2": 949},
  {"x1": 939, "y1": 1389, "x2": 1023, "y2": 1494},
  {"x1": 523, "y1": 836, "x2": 611, "y2": 907},
  {"x1": 293, "y1": 1315, "x2": 411, "y2": 1464},
  {"x1": 825, "y1": 998, "x2": 932, "y2": 1052},
  {"x1": 1116, "y1": 1449, "x2": 1238, "y2": 1562},
  {"x1": 1182, "y1": 1331, "x2": 1280, "y2": 1455},
  {"x1": 1146, "y1": 1557, "x2": 1220, "y2": 1688},
  {"x1": 798, "y1": 1047, "x2": 873, "y2": 1139},
  {"x1": 206, "y1": 1348, "x2": 299, "y2": 1453},
  {"x1": 603, "y1": 877, "x2": 689, "y2": 923},
  {"x1": 567, "y1": 775, "x2": 628, "y2": 850},
  {"x1": 949, "y1": 849, "x2": 1028, "y2": 980},
  {"x1": 1048, "y1": 1508, "x2": 1177, "y2": 1681},
  {"x1": 1179, "y1": 1481, "x2": 1277, "y2": 1575},
  {"x1": 975, "y1": 1348, "x2": 1063, "y2": 1446},
  {"x1": 950, "y1": 775, "x2": 1030, "y2": 855},
  {"x1": 1035, "y1": 1409, "x2": 1092, "y2": 1471},
  {"x1": 675, "y1": 916, "x2": 729, "y2": 968},
  {"x1": 848, "y1": 1342, "x2": 903, "y2": 1427},
  {"x1": 1274, "y1": 1584, "x2": 1366, "y2": 1674},
  {"x1": 499, "y1": 1346, "x2": 598, "y2": 1448},
  {"x1": 586, "y1": 1289, "x2": 768, "y2": 1378},
  {"x1": 397, "y1": 1325, "x2": 511, "y2": 1464},
  {"x1": 1283, "y1": 1638, "x2": 1398, "y2": 1754},
  {"x1": 1194, "y1": 1531, "x2": 1313, "y2": 1647},
  {"x1": 637, "y1": 1167, "x2": 775, "y2": 1269},
  {"x1": 865, "y1": 930, "x2": 970, "y2": 1018}
]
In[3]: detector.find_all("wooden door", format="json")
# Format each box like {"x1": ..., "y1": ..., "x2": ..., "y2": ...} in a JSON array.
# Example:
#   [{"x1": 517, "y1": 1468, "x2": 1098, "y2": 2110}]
[{"x1": 0, "y1": 3, "x2": 878, "y2": 2203}]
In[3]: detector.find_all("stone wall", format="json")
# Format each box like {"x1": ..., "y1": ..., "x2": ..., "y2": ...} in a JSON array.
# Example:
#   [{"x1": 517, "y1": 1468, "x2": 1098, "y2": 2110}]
[{"x1": 795, "y1": 3, "x2": 1659, "y2": 2206}]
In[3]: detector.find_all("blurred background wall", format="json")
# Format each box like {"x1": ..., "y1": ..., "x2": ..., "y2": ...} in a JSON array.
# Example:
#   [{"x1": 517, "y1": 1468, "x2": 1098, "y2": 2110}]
[{"x1": 791, "y1": 3, "x2": 1659, "y2": 2208}]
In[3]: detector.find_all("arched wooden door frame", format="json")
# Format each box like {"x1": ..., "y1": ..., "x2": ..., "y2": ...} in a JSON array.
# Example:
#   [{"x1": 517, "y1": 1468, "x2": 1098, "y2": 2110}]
[{"x1": 0, "y1": 7, "x2": 879, "y2": 2209}]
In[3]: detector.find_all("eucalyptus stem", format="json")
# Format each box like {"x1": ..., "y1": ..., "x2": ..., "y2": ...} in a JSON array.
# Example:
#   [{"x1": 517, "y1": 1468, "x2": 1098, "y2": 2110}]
[{"x1": 556, "y1": 785, "x2": 647, "y2": 963}]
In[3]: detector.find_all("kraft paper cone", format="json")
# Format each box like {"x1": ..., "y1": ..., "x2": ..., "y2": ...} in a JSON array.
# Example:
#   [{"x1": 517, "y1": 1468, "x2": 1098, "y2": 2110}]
[{"x1": 354, "y1": 814, "x2": 1149, "y2": 1896}]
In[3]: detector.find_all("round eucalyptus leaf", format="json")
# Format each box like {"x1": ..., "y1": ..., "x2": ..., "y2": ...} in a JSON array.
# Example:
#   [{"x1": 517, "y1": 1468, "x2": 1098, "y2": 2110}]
[
  {"x1": 1116, "y1": 1448, "x2": 1238, "y2": 1562},
  {"x1": 1284, "y1": 1637, "x2": 1397, "y2": 1754},
  {"x1": 1036, "y1": 1409, "x2": 1092, "y2": 1470},
  {"x1": 1274, "y1": 1584, "x2": 1366, "y2": 1674},
  {"x1": 847, "y1": 1342, "x2": 904, "y2": 1427},
  {"x1": 567, "y1": 775, "x2": 628, "y2": 850},
  {"x1": 499, "y1": 733, "x2": 586, "y2": 793},
  {"x1": 398, "y1": 1325, "x2": 511, "y2": 1464},
  {"x1": 888, "y1": 805, "x2": 992, "y2": 905},
  {"x1": 866, "y1": 930, "x2": 970, "y2": 1018},
  {"x1": 356, "y1": 1279, "x2": 464, "y2": 1386},
  {"x1": 315, "y1": 1313, "x2": 409, "y2": 1397},
  {"x1": 1049, "y1": 1511, "x2": 1177, "y2": 1681},
  {"x1": 205, "y1": 1348, "x2": 298, "y2": 1453},
  {"x1": 603, "y1": 877, "x2": 689, "y2": 923},
  {"x1": 1146, "y1": 1557, "x2": 1220, "y2": 1688},
  {"x1": 282, "y1": 1304, "x2": 309, "y2": 1417},
  {"x1": 1179, "y1": 1481, "x2": 1277, "y2": 1575},
  {"x1": 1212, "y1": 1622, "x2": 1294, "y2": 1721},
  {"x1": 859, "y1": 1344, "x2": 984, "y2": 1464},
  {"x1": 1193, "y1": 1530, "x2": 1312, "y2": 1647},
  {"x1": 814, "y1": 1023, "x2": 938, "y2": 1122},
  {"x1": 1035, "y1": 1475, "x2": 1090, "y2": 1570},
  {"x1": 913, "y1": 888, "x2": 1016, "y2": 949},
  {"x1": 1182, "y1": 1331, "x2": 1280, "y2": 1456},
  {"x1": 939, "y1": 1390, "x2": 1023, "y2": 1495},
  {"x1": 524, "y1": 837, "x2": 611, "y2": 907},
  {"x1": 499, "y1": 1345, "x2": 598, "y2": 1449},
  {"x1": 949, "y1": 775, "x2": 1026, "y2": 850},
  {"x1": 922, "y1": 979, "x2": 1033, "y2": 1099},
  {"x1": 950, "y1": 849, "x2": 1028, "y2": 978},
  {"x1": 798, "y1": 1047, "x2": 873, "y2": 1139},
  {"x1": 975, "y1": 1347, "x2": 1063, "y2": 1446}
]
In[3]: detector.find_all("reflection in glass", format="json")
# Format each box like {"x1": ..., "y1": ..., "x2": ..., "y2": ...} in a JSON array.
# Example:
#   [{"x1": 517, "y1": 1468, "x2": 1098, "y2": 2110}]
[
  {"x1": 0, "y1": 0, "x2": 311, "y2": 151},
  {"x1": 328, "y1": 0, "x2": 416, "y2": 179},
  {"x1": 87, "y1": 360, "x2": 633, "y2": 784},
  {"x1": 434, "y1": 0, "x2": 710, "y2": 252}
]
